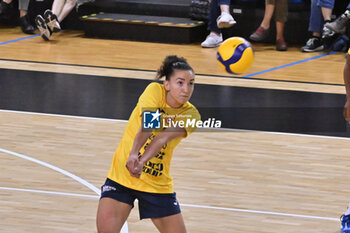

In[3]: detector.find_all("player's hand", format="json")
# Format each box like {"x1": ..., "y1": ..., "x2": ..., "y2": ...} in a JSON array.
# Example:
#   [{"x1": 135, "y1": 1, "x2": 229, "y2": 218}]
[
  {"x1": 126, "y1": 154, "x2": 143, "y2": 178},
  {"x1": 131, "y1": 159, "x2": 144, "y2": 178},
  {"x1": 344, "y1": 100, "x2": 350, "y2": 123}
]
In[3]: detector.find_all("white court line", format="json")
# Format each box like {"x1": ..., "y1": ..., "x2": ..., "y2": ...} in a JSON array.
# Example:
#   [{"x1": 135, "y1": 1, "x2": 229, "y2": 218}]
[
  {"x1": 0, "y1": 109, "x2": 128, "y2": 123},
  {"x1": 0, "y1": 148, "x2": 100, "y2": 194},
  {"x1": 181, "y1": 204, "x2": 339, "y2": 222},
  {"x1": 0, "y1": 148, "x2": 129, "y2": 233},
  {"x1": 0, "y1": 186, "x2": 98, "y2": 199},
  {"x1": 0, "y1": 186, "x2": 339, "y2": 222},
  {"x1": 1, "y1": 109, "x2": 350, "y2": 140}
]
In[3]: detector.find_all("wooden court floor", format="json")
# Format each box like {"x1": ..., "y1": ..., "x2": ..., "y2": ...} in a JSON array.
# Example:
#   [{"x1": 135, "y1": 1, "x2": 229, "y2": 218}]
[{"x1": 1, "y1": 28, "x2": 350, "y2": 233}]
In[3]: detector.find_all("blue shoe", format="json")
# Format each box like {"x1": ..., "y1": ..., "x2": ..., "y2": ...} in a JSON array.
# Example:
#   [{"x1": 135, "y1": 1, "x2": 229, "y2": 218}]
[{"x1": 341, "y1": 215, "x2": 350, "y2": 233}]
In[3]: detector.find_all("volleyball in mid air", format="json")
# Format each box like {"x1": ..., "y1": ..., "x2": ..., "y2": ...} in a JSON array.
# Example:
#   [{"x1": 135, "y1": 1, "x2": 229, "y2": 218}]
[{"x1": 216, "y1": 37, "x2": 254, "y2": 74}]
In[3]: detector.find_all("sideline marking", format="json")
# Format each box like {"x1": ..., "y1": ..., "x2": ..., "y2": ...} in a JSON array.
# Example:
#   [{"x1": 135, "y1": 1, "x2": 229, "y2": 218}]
[
  {"x1": 246, "y1": 51, "x2": 338, "y2": 77},
  {"x1": 0, "y1": 186, "x2": 98, "y2": 199},
  {"x1": 0, "y1": 34, "x2": 39, "y2": 46}
]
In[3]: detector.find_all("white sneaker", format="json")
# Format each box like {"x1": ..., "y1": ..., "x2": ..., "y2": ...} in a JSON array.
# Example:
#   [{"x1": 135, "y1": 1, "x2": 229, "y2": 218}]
[
  {"x1": 44, "y1": 9, "x2": 61, "y2": 33},
  {"x1": 35, "y1": 15, "x2": 51, "y2": 41},
  {"x1": 201, "y1": 33, "x2": 223, "y2": 48},
  {"x1": 217, "y1": 12, "x2": 236, "y2": 29}
]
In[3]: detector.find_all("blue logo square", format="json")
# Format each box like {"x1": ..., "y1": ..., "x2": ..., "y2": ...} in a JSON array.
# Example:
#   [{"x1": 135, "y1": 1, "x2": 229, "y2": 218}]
[{"x1": 143, "y1": 110, "x2": 161, "y2": 129}]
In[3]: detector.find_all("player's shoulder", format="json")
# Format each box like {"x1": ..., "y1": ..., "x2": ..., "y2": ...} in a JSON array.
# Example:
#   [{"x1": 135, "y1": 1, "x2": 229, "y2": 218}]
[
  {"x1": 146, "y1": 82, "x2": 163, "y2": 91},
  {"x1": 141, "y1": 82, "x2": 164, "y2": 98},
  {"x1": 185, "y1": 101, "x2": 198, "y2": 111},
  {"x1": 182, "y1": 102, "x2": 201, "y2": 119},
  {"x1": 139, "y1": 82, "x2": 166, "y2": 107}
]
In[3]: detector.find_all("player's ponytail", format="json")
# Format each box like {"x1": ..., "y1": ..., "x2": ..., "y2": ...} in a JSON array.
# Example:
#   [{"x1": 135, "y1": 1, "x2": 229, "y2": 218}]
[{"x1": 156, "y1": 55, "x2": 194, "y2": 80}]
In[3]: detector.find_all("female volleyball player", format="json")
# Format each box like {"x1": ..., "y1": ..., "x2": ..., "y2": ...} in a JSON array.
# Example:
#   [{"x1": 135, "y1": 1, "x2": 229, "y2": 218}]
[
  {"x1": 96, "y1": 55, "x2": 200, "y2": 233},
  {"x1": 340, "y1": 50, "x2": 350, "y2": 233}
]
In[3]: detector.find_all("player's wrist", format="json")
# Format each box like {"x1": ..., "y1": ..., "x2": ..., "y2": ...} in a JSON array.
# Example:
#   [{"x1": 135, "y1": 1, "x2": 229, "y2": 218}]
[
  {"x1": 139, "y1": 156, "x2": 148, "y2": 165},
  {"x1": 129, "y1": 150, "x2": 139, "y2": 158}
]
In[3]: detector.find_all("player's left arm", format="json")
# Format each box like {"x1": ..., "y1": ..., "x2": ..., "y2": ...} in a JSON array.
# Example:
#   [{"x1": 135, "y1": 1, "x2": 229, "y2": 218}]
[{"x1": 130, "y1": 128, "x2": 186, "y2": 178}]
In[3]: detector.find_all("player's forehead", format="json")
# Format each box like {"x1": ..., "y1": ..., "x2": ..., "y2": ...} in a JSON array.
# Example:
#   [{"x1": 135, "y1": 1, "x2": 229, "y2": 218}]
[{"x1": 170, "y1": 69, "x2": 195, "y2": 80}]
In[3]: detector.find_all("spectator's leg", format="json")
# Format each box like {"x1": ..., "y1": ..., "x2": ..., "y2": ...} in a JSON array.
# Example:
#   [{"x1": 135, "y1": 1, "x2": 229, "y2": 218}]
[
  {"x1": 217, "y1": 0, "x2": 235, "y2": 28},
  {"x1": 207, "y1": 0, "x2": 221, "y2": 34},
  {"x1": 201, "y1": 0, "x2": 223, "y2": 48},
  {"x1": 52, "y1": 0, "x2": 77, "y2": 23},
  {"x1": 18, "y1": 0, "x2": 35, "y2": 34},
  {"x1": 52, "y1": 0, "x2": 66, "y2": 19},
  {"x1": 218, "y1": 0, "x2": 231, "y2": 12},
  {"x1": 318, "y1": 0, "x2": 334, "y2": 38},
  {"x1": 261, "y1": 0, "x2": 275, "y2": 30},
  {"x1": 320, "y1": 7, "x2": 332, "y2": 21},
  {"x1": 274, "y1": 0, "x2": 287, "y2": 40},
  {"x1": 18, "y1": 0, "x2": 30, "y2": 17},
  {"x1": 309, "y1": 0, "x2": 323, "y2": 37},
  {"x1": 318, "y1": 0, "x2": 334, "y2": 21},
  {"x1": 219, "y1": 3, "x2": 230, "y2": 14},
  {"x1": 276, "y1": 21, "x2": 285, "y2": 40},
  {"x1": 56, "y1": 0, "x2": 76, "y2": 22},
  {"x1": 301, "y1": 0, "x2": 324, "y2": 52},
  {"x1": 274, "y1": 0, "x2": 288, "y2": 51},
  {"x1": 249, "y1": 0, "x2": 274, "y2": 42}
]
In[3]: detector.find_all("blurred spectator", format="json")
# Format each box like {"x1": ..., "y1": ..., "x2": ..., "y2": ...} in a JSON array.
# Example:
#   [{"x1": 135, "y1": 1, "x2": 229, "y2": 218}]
[
  {"x1": 0, "y1": 0, "x2": 35, "y2": 34},
  {"x1": 35, "y1": 0, "x2": 94, "y2": 40},
  {"x1": 324, "y1": 3, "x2": 350, "y2": 34},
  {"x1": 301, "y1": 0, "x2": 334, "y2": 52},
  {"x1": 201, "y1": 0, "x2": 236, "y2": 48},
  {"x1": 249, "y1": 0, "x2": 288, "y2": 51}
]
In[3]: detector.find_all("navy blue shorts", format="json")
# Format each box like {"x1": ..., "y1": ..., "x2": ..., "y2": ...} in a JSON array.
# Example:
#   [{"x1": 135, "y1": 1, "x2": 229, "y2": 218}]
[{"x1": 100, "y1": 178, "x2": 181, "y2": 219}]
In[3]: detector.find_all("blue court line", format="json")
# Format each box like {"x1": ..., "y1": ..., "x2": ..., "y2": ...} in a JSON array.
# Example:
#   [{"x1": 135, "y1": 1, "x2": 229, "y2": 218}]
[
  {"x1": 245, "y1": 51, "x2": 338, "y2": 77},
  {"x1": 0, "y1": 34, "x2": 40, "y2": 46}
]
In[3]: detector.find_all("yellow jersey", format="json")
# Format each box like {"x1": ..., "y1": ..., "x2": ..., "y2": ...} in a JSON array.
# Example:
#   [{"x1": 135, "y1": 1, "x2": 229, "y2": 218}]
[{"x1": 107, "y1": 82, "x2": 201, "y2": 193}]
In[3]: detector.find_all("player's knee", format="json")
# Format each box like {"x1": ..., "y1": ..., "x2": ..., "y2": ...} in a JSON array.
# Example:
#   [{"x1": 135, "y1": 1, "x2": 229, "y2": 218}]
[
  {"x1": 97, "y1": 209, "x2": 124, "y2": 233},
  {"x1": 97, "y1": 211, "x2": 113, "y2": 232}
]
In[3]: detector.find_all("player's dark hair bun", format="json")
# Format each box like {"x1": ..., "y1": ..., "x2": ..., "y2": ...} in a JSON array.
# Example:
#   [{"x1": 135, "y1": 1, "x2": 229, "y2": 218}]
[{"x1": 156, "y1": 55, "x2": 194, "y2": 80}]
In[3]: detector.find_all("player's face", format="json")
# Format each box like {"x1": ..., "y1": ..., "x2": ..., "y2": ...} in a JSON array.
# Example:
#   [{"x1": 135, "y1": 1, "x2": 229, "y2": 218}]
[{"x1": 164, "y1": 69, "x2": 195, "y2": 108}]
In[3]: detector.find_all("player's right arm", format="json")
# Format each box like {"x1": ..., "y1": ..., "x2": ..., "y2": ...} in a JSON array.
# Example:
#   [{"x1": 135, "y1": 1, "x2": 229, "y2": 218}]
[
  {"x1": 344, "y1": 54, "x2": 350, "y2": 122},
  {"x1": 126, "y1": 82, "x2": 162, "y2": 177},
  {"x1": 126, "y1": 127, "x2": 152, "y2": 177}
]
